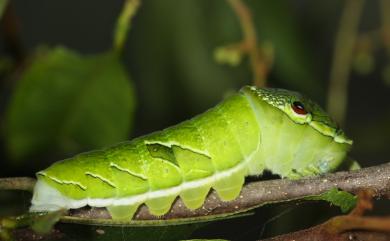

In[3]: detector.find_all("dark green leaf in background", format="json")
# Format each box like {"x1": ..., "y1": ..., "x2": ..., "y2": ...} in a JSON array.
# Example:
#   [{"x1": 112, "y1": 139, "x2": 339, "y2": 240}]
[{"x1": 5, "y1": 46, "x2": 135, "y2": 162}]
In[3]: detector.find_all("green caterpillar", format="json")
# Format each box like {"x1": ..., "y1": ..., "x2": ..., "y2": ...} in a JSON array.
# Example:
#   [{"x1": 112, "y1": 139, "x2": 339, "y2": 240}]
[{"x1": 30, "y1": 86, "x2": 352, "y2": 220}]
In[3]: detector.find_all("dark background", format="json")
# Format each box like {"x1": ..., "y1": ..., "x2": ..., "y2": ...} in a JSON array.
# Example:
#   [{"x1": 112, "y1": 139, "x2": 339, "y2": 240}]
[{"x1": 0, "y1": 0, "x2": 389, "y2": 240}]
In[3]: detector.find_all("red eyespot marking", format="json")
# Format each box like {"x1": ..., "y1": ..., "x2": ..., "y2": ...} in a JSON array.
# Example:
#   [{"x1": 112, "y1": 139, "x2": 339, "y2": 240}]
[{"x1": 292, "y1": 101, "x2": 307, "y2": 115}]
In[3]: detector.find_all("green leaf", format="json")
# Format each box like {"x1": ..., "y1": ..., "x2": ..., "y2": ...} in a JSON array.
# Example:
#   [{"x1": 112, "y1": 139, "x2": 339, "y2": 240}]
[
  {"x1": 305, "y1": 188, "x2": 357, "y2": 213},
  {"x1": 5, "y1": 46, "x2": 136, "y2": 161}
]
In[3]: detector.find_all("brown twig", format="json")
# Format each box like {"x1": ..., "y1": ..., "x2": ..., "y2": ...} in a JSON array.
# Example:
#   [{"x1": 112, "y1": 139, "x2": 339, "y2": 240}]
[
  {"x1": 0, "y1": 177, "x2": 36, "y2": 192},
  {"x1": 227, "y1": 0, "x2": 267, "y2": 87},
  {"x1": 260, "y1": 225, "x2": 390, "y2": 241},
  {"x1": 67, "y1": 162, "x2": 390, "y2": 222},
  {"x1": 324, "y1": 215, "x2": 390, "y2": 234},
  {"x1": 323, "y1": 189, "x2": 389, "y2": 234},
  {"x1": 260, "y1": 189, "x2": 390, "y2": 241},
  {"x1": 349, "y1": 189, "x2": 374, "y2": 216},
  {"x1": 1, "y1": 163, "x2": 388, "y2": 222},
  {"x1": 2, "y1": 163, "x2": 389, "y2": 241},
  {"x1": 326, "y1": 0, "x2": 365, "y2": 126}
]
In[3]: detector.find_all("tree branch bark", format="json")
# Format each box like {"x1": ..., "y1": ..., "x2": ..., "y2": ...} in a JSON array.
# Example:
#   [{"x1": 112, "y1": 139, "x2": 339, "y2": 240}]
[
  {"x1": 67, "y1": 162, "x2": 390, "y2": 221},
  {"x1": 2, "y1": 163, "x2": 389, "y2": 241},
  {"x1": 0, "y1": 177, "x2": 35, "y2": 192}
]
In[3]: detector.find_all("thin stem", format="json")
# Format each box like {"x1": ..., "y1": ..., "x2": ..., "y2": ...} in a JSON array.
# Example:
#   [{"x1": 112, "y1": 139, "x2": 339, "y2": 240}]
[
  {"x1": 260, "y1": 216, "x2": 390, "y2": 241},
  {"x1": 0, "y1": 177, "x2": 36, "y2": 192},
  {"x1": 227, "y1": 0, "x2": 267, "y2": 87},
  {"x1": 113, "y1": 0, "x2": 141, "y2": 54},
  {"x1": 326, "y1": 0, "x2": 364, "y2": 126},
  {"x1": 325, "y1": 215, "x2": 390, "y2": 234}
]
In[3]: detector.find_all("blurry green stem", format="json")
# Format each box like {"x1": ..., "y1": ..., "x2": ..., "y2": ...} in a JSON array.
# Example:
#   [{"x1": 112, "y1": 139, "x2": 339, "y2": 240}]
[
  {"x1": 113, "y1": 0, "x2": 141, "y2": 54},
  {"x1": 227, "y1": 0, "x2": 267, "y2": 87},
  {"x1": 327, "y1": 0, "x2": 364, "y2": 126},
  {"x1": 0, "y1": 177, "x2": 36, "y2": 192}
]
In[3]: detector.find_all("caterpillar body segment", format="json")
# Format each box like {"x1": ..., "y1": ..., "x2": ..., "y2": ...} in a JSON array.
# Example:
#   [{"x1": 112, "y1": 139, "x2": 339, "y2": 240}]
[{"x1": 30, "y1": 86, "x2": 352, "y2": 220}]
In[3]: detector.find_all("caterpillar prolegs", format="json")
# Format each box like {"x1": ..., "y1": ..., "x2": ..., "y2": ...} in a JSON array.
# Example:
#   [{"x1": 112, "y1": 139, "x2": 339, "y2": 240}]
[{"x1": 30, "y1": 86, "x2": 353, "y2": 220}]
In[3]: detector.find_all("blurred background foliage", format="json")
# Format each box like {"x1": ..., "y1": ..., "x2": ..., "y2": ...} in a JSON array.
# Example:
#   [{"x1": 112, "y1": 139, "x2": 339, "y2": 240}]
[{"x1": 0, "y1": 0, "x2": 389, "y2": 240}]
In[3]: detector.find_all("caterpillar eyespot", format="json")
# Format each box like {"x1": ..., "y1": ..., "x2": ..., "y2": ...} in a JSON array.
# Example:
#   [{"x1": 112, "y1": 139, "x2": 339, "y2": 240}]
[{"x1": 30, "y1": 86, "x2": 353, "y2": 220}]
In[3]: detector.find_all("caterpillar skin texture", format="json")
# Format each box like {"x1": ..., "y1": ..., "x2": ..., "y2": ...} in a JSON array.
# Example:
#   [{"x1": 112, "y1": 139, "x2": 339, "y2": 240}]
[{"x1": 30, "y1": 86, "x2": 352, "y2": 220}]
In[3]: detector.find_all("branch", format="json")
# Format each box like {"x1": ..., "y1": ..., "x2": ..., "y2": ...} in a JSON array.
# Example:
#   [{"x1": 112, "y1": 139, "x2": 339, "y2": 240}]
[
  {"x1": 67, "y1": 162, "x2": 390, "y2": 221},
  {"x1": 0, "y1": 177, "x2": 35, "y2": 192},
  {"x1": 2, "y1": 163, "x2": 389, "y2": 241},
  {"x1": 260, "y1": 225, "x2": 390, "y2": 241},
  {"x1": 260, "y1": 189, "x2": 390, "y2": 241}
]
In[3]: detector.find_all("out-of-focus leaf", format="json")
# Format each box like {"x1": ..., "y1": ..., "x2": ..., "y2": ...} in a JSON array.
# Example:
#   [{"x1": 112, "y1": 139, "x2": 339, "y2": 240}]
[
  {"x1": 305, "y1": 188, "x2": 357, "y2": 213},
  {"x1": 5, "y1": 46, "x2": 135, "y2": 161}
]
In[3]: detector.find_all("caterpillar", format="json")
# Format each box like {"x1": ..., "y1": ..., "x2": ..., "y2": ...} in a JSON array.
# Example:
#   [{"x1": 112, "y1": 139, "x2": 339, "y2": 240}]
[{"x1": 30, "y1": 86, "x2": 352, "y2": 220}]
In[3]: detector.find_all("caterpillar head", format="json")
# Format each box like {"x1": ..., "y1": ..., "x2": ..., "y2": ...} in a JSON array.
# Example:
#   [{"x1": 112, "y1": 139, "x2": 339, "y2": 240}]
[
  {"x1": 242, "y1": 86, "x2": 352, "y2": 176},
  {"x1": 244, "y1": 86, "x2": 352, "y2": 145}
]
